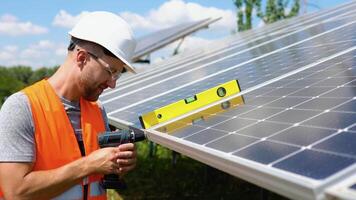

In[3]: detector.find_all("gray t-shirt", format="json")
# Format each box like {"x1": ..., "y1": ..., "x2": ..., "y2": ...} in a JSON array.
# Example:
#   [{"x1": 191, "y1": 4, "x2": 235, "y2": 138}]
[{"x1": 0, "y1": 91, "x2": 110, "y2": 162}]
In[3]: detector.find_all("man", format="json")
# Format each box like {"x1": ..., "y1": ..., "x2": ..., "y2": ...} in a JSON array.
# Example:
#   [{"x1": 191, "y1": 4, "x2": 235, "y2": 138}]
[{"x1": 0, "y1": 11, "x2": 137, "y2": 199}]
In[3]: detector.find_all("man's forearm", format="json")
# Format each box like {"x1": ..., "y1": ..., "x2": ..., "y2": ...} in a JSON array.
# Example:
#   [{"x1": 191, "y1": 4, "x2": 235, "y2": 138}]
[{"x1": 3, "y1": 157, "x2": 92, "y2": 200}]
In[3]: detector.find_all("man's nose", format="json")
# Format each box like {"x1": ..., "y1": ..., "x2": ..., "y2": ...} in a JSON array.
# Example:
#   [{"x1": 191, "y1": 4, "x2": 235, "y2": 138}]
[{"x1": 107, "y1": 78, "x2": 116, "y2": 89}]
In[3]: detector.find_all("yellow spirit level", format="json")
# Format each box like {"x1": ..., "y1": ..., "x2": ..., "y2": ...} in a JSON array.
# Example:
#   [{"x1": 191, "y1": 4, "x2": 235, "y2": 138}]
[
  {"x1": 156, "y1": 95, "x2": 245, "y2": 134},
  {"x1": 139, "y1": 80, "x2": 241, "y2": 129}
]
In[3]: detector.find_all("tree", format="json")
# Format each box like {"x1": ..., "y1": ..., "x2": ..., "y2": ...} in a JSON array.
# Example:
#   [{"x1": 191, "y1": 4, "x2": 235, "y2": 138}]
[
  {"x1": 0, "y1": 67, "x2": 25, "y2": 105},
  {"x1": 234, "y1": 0, "x2": 261, "y2": 31},
  {"x1": 28, "y1": 66, "x2": 59, "y2": 84},
  {"x1": 234, "y1": 0, "x2": 300, "y2": 32},
  {"x1": 7, "y1": 66, "x2": 33, "y2": 85},
  {"x1": 0, "y1": 66, "x2": 58, "y2": 107}
]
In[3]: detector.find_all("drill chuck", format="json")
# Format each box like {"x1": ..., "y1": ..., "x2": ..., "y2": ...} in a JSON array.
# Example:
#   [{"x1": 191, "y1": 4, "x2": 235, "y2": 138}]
[{"x1": 98, "y1": 129, "x2": 145, "y2": 148}]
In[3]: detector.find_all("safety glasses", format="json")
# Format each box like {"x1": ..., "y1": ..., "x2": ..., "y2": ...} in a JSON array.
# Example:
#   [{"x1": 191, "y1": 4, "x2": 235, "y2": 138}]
[{"x1": 86, "y1": 51, "x2": 122, "y2": 80}]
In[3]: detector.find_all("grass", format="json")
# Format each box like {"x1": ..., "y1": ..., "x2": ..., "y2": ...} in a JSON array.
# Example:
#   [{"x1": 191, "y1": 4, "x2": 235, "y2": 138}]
[{"x1": 108, "y1": 141, "x2": 289, "y2": 200}]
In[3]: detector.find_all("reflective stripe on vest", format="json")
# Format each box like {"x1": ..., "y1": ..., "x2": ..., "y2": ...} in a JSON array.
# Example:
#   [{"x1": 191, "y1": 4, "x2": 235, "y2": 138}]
[
  {"x1": 51, "y1": 181, "x2": 106, "y2": 200},
  {"x1": 90, "y1": 181, "x2": 106, "y2": 197},
  {"x1": 53, "y1": 184, "x2": 83, "y2": 200}
]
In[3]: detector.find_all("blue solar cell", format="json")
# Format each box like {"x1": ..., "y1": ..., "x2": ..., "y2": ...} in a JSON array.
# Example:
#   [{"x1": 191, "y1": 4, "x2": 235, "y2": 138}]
[
  {"x1": 237, "y1": 121, "x2": 290, "y2": 138},
  {"x1": 302, "y1": 112, "x2": 356, "y2": 129},
  {"x1": 262, "y1": 87, "x2": 300, "y2": 96},
  {"x1": 234, "y1": 141, "x2": 300, "y2": 164},
  {"x1": 270, "y1": 126, "x2": 335, "y2": 146},
  {"x1": 238, "y1": 107, "x2": 284, "y2": 120},
  {"x1": 286, "y1": 78, "x2": 323, "y2": 87},
  {"x1": 263, "y1": 97, "x2": 311, "y2": 108},
  {"x1": 288, "y1": 87, "x2": 333, "y2": 97},
  {"x1": 321, "y1": 87, "x2": 356, "y2": 98},
  {"x1": 244, "y1": 96, "x2": 280, "y2": 106},
  {"x1": 184, "y1": 129, "x2": 228, "y2": 145},
  {"x1": 205, "y1": 134, "x2": 258, "y2": 153},
  {"x1": 273, "y1": 150, "x2": 355, "y2": 179},
  {"x1": 168, "y1": 125, "x2": 204, "y2": 138},
  {"x1": 267, "y1": 109, "x2": 321, "y2": 124},
  {"x1": 295, "y1": 97, "x2": 350, "y2": 110},
  {"x1": 210, "y1": 118, "x2": 257, "y2": 132},
  {"x1": 313, "y1": 132, "x2": 356, "y2": 156},
  {"x1": 332, "y1": 99, "x2": 356, "y2": 112}
]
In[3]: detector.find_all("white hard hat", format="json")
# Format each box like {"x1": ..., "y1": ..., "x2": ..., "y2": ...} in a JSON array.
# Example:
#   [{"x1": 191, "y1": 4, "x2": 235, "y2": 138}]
[{"x1": 69, "y1": 11, "x2": 137, "y2": 73}]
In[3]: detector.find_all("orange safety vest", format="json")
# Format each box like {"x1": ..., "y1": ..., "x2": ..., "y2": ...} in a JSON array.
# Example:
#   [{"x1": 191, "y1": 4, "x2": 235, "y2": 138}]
[{"x1": 0, "y1": 79, "x2": 107, "y2": 200}]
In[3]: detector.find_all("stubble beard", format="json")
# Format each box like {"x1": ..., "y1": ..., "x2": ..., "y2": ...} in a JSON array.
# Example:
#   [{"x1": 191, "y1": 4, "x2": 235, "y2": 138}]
[{"x1": 79, "y1": 75, "x2": 101, "y2": 102}]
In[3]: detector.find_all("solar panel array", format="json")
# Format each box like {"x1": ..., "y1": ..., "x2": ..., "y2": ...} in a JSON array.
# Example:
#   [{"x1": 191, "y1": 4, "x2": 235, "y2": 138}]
[
  {"x1": 132, "y1": 18, "x2": 219, "y2": 62},
  {"x1": 100, "y1": 1, "x2": 356, "y2": 199}
]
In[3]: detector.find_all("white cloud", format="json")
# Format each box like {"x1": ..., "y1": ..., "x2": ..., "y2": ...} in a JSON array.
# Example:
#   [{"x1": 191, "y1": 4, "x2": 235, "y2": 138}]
[
  {"x1": 55, "y1": 48, "x2": 67, "y2": 56},
  {"x1": 0, "y1": 40, "x2": 67, "y2": 68},
  {"x1": 51, "y1": 1, "x2": 235, "y2": 35},
  {"x1": 0, "y1": 45, "x2": 19, "y2": 61},
  {"x1": 3, "y1": 45, "x2": 18, "y2": 53},
  {"x1": 0, "y1": 14, "x2": 48, "y2": 36},
  {"x1": 0, "y1": 14, "x2": 17, "y2": 22},
  {"x1": 52, "y1": 10, "x2": 90, "y2": 28},
  {"x1": 152, "y1": 35, "x2": 214, "y2": 64},
  {"x1": 120, "y1": 12, "x2": 153, "y2": 30},
  {"x1": 0, "y1": 51, "x2": 14, "y2": 60},
  {"x1": 120, "y1": 0, "x2": 236, "y2": 32}
]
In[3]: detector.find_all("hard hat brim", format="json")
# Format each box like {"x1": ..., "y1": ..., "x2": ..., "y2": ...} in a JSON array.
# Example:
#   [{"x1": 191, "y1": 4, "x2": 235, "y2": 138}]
[
  {"x1": 68, "y1": 32, "x2": 137, "y2": 74},
  {"x1": 112, "y1": 51, "x2": 137, "y2": 74}
]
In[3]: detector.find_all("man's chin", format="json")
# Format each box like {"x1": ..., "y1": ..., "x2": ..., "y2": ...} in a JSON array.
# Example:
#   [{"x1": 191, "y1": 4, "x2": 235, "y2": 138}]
[
  {"x1": 83, "y1": 96, "x2": 99, "y2": 102},
  {"x1": 83, "y1": 93, "x2": 101, "y2": 102},
  {"x1": 83, "y1": 88, "x2": 103, "y2": 102}
]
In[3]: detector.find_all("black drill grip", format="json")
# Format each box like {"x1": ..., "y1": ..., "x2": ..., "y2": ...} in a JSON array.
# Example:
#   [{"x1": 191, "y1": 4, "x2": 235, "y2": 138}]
[{"x1": 98, "y1": 129, "x2": 145, "y2": 189}]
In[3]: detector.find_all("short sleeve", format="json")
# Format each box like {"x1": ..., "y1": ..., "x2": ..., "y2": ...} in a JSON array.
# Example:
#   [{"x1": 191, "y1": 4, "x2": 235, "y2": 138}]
[{"x1": 0, "y1": 92, "x2": 35, "y2": 162}]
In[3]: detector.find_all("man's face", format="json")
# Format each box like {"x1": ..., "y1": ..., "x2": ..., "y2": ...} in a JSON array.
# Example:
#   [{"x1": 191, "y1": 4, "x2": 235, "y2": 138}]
[{"x1": 79, "y1": 50, "x2": 125, "y2": 101}]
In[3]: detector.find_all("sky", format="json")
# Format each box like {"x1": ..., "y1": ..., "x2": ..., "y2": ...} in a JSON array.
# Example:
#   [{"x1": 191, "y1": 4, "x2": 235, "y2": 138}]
[{"x1": 0, "y1": 0, "x2": 352, "y2": 69}]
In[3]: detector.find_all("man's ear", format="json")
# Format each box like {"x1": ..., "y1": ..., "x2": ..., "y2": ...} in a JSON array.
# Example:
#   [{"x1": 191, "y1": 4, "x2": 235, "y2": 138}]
[{"x1": 76, "y1": 50, "x2": 87, "y2": 68}]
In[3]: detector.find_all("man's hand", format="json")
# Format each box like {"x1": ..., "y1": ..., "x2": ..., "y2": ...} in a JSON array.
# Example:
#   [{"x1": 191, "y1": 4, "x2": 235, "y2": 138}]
[
  {"x1": 85, "y1": 143, "x2": 137, "y2": 176},
  {"x1": 116, "y1": 143, "x2": 137, "y2": 176},
  {"x1": 85, "y1": 147, "x2": 121, "y2": 175}
]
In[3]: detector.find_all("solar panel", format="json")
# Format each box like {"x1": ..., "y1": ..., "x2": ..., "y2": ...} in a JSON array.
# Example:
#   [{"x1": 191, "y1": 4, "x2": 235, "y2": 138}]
[
  {"x1": 132, "y1": 18, "x2": 219, "y2": 62},
  {"x1": 104, "y1": 1, "x2": 356, "y2": 93},
  {"x1": 140, "y1": 0, "x2": 356, "y2": 71},
  {"x1": 100, "y1": 1, "x2": 356, "y2": 199},
  {"x1": 150, "y1": 49, "x2": 356, "y2": 199},
  {"x1": 102, "y1": 1, "x2": 355, "y2": 104},
  {"x1": 104, "y1": 17, "x2": 356, "y2": 127}
]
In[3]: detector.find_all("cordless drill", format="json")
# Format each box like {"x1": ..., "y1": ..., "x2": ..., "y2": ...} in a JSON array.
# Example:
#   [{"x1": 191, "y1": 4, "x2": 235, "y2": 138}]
[{"x1": 98, "y1": 128, "x2": 146, "y2": 189}]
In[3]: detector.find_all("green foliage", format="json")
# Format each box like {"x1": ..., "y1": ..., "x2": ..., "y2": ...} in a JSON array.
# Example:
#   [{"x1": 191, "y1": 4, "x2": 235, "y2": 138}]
[
  {"x1": 234, "y1": 0, "x2": 261, "y2": 31},
  {"x1": 7, "y1": 66, "x2": 33, "y2": 85},
  {"x1": 261, "y1": 0, "x2": 300, "y2": 24},
  {"x1": 0, "y1": 67, "x2": 25, "y2": 105},
  {"x1": 234, "y1": 0, "x2": 300, "y2": 32},
  {"x1": 109, "y1": 141, "x2": 288, "y2": 200},
  {"x1": 28, "y1": 66, "x2": 58, "y2": 84},
  {"x1": 0, "y1": 65, "x2": 58, "y2": 107}
]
